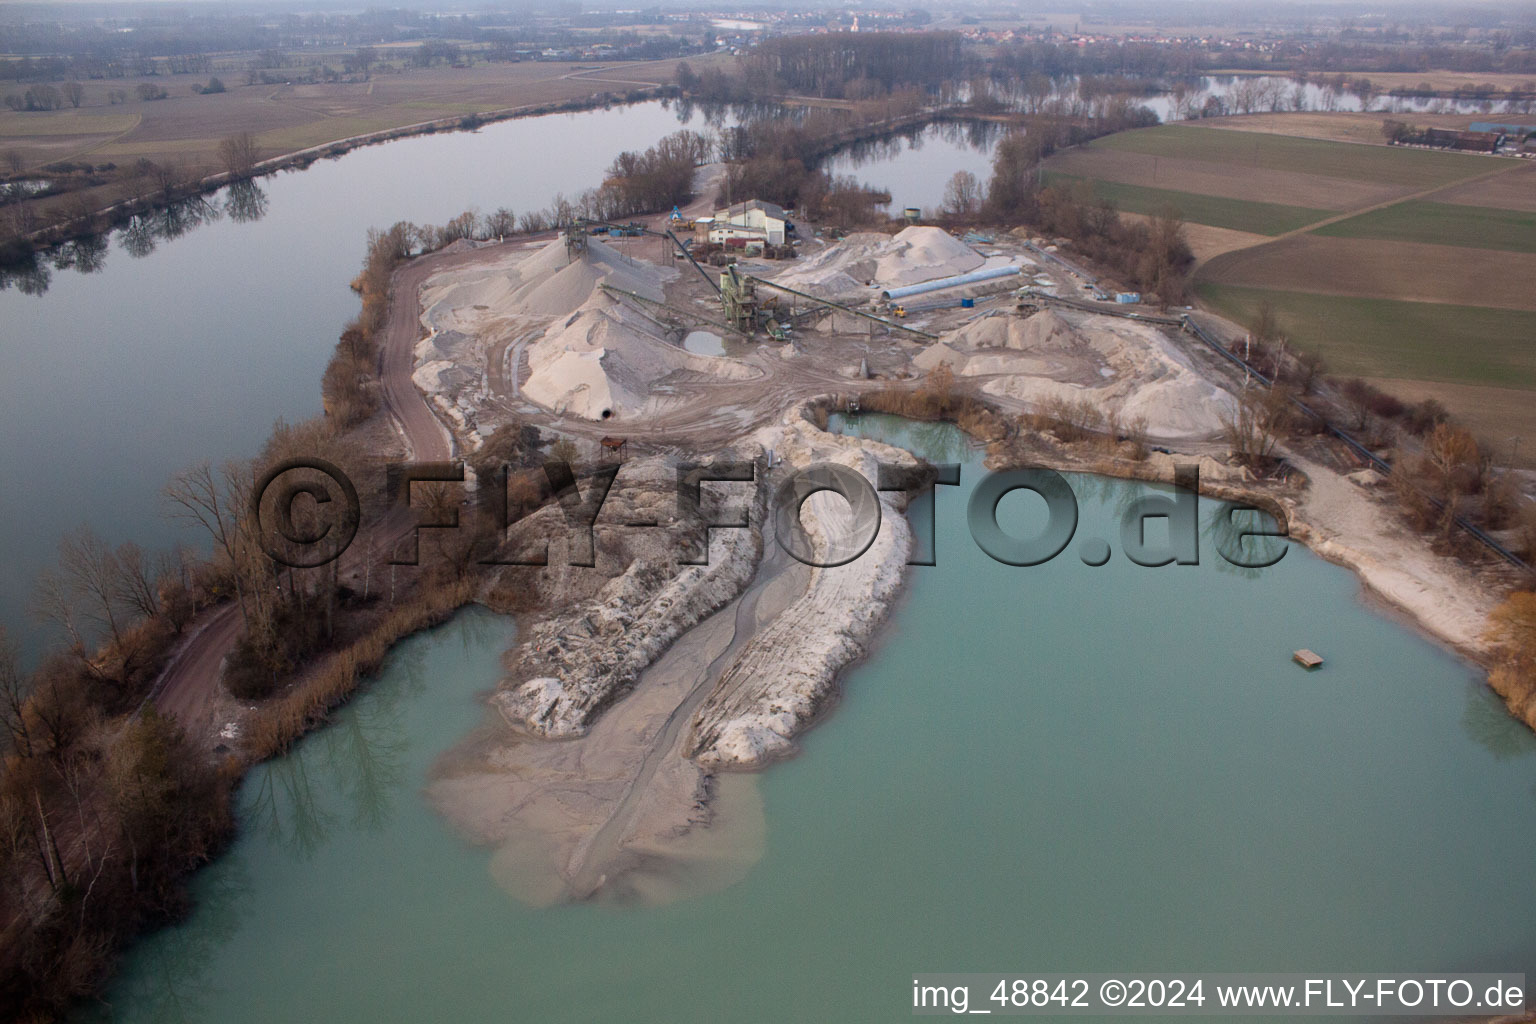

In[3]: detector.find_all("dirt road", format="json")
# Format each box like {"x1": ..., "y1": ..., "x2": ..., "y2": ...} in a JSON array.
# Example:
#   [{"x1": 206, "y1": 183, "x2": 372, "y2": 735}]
[{"x1": 151, "y1": 242, "x2": 501, "y2": 733}]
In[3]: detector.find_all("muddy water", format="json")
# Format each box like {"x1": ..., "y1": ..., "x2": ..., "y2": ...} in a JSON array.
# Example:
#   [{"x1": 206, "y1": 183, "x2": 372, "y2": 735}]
[
  {"x1": 100, "y1": 417, "x2": 1536, "y2": 1023},
  {"x1": 682, "y1": 329, "x2": 727, "y2": 356},
  {"x1": 431, "y1": 539, "x2": 805, "y2": 908}
]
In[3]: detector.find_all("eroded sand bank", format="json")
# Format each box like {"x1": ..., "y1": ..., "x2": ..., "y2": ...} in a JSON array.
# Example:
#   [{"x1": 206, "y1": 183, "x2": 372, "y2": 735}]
[{"x1": 430, "y1": 417, "x2": 917, "y2": 903}]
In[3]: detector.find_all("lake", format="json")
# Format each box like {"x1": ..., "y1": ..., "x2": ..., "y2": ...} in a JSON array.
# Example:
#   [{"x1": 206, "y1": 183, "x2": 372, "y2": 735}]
[
  {"x1": 96, "y1": 418, "x2": 1536, "y2": 1022},
  {"x1": 0, "y1": 99, "x2": 727, "y2": 662}
]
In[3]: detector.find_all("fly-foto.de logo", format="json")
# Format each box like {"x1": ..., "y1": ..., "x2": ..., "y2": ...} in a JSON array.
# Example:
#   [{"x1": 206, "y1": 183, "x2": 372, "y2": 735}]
[{"x1": 251, "y1": 458, "x2": 1288, "y2": 572}]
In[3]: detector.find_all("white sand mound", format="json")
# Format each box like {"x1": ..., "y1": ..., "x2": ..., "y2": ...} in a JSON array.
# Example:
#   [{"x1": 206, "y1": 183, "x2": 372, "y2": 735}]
[
  {"x1": 772, "y1": 226, "x2": 983, "y2": 302},
  {"x1": 976, "y1": 312, "x2": 1238, "y2": 439},
  {"x1": 917, "y1": 309, "x2": 1109, "y2": 379},
  {"x1": 421, "y1": 236, "x2": 670, "y2": 328},
  {"x1": 874, "y1": 225, "x2": 985, "y2": 287},
  {"x1": 945, "y1": 309, "x2": 1119, "y2": 357},
  {"x1": 523, "y1": 301, "x2": 755, "y2": 421},
  {"x1": 418, "y1": 235, "x2": 762, "y2": 422},
  {"x1": 912, "y1": 343, "x2": 968, "y2": 372},
  {"x1": 508, "y1": 243, "x2": 667, "y2": 317}
]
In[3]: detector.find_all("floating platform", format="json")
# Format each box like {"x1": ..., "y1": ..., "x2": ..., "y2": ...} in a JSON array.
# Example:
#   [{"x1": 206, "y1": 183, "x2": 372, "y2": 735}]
[{"x1": 1293, "y1": 649, "x2": 1324, "y2": 669}]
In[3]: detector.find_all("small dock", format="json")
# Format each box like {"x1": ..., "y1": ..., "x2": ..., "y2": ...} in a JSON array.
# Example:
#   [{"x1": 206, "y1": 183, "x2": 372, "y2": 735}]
[{"x1": 1293, "y1": 649, "x2": 1324, "y2": 670}]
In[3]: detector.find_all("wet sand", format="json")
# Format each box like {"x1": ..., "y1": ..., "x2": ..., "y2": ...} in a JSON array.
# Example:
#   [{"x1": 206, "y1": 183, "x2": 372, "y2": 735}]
[{"x1": 429, "y1": 540, "x2": 809, "y2": 906}]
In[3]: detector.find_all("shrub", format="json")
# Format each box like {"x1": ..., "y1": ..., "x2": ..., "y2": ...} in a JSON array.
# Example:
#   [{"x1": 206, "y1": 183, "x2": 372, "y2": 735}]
[
  {"x1": 1404, "y1": 398, "x2": 1449, "y2": 436},
  {"x1": 1486, "y1": 592, "x2": 1536, "y2": 728},
  {"x1": 1026, "y1": 394, "x2": 1103, "y2": 442},
  {"x1": 469, "y1": 419, "x2": 543, "y2": 480}
]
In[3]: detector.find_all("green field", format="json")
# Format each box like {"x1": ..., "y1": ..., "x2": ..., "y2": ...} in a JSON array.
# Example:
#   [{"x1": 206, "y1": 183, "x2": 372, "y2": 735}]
[
  {"x1": 1043, "y1": 171, "x2": 1331, "y2": 234},
  {"x1": 1092, "y1": 124, "x2": 1492, "y2": 188},
  {"x1": 1313, "y1": 200, "x2": 1536, "y2": 254},
  {"x1": 1195, "y1": 283, "x2": 1536, "y2": 389}
]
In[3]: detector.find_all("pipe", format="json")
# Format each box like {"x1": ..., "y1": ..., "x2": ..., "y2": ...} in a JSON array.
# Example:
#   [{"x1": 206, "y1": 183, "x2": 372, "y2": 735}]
[{"x1": 880, "y1": 264, "x2": 1021, "y2": 301}]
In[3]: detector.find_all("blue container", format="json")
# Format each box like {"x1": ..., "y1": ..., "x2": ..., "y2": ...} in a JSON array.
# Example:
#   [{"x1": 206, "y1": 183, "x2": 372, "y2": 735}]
[{"x1": 960, "y1": 298, "x2": 975, "y2": 308}]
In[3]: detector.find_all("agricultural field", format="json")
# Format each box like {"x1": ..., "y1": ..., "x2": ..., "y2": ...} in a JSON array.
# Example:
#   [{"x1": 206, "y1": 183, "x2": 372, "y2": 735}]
[
  {"x1": 1042, "y1": 171, "x2": 1334, "y2": 234},
  {"x1": 1199, "y1": 235, "x2": 1536, "y2": 308},
  {"x1": 1313, "y1": 200, "x2": 1536, "y2": 253},
  {"x1": 1432, "y1": 163, "x2": 1536, "y2": 211},
  {"x1": 1086, "y1": 123, "x2": 1494, "y2": 186},
  {"x1": 0, "y1": 57, "x2": 711, "y2": 176},
  {"x1": 1048, "y1": 119, "x2": 1536, "y2": 460},
  {"x1": 1196, "y1": 285, "x2": 1536, "y2": 389},
  {"x1": 1197, "y1": 110, "x2": 1483, "y2": 146}
]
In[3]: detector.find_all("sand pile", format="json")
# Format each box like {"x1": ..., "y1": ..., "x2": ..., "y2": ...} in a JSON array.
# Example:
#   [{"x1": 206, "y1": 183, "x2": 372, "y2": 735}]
[
  {"x1": 421, "y1": 236, "x2": 669, "y2": 329},
  {"x1": 418, "y1": 236, "x2": 759, "y2": 422},
  {"x1": 523, "y1": 300, "x2": 755, "y2": 421},
  {"x1": 970, "y1": 311, "x2": 1238, "y2": 439},
  {"x1": 772, "y1": 226, "x2": 984, "y2": 302},
  {"x1": 874, "y1": 225, "x2": 986, "y2": 287},
  {"x1": 770, "y1": 231, "x2": 886, "y2": 301},
  {"x1": 913, "y1": 309, "x2": 1111, "y2": 378},
  {"x1": 507, "y1": 243, "x2": 667, "y2": 317}
]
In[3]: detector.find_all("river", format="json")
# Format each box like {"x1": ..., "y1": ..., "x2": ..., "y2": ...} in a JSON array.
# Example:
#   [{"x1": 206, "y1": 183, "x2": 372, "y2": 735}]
[
  {"x1": 95, "y1": 418, "x2": 1536, "y2": 1022},
  {"x1": 0, "y1": 99, "x2": 727, "y2": 661}
]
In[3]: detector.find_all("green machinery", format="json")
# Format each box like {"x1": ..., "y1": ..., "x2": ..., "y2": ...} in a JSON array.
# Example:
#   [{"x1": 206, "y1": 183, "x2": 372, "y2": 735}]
[
  {"x1": 720, "y1": 266, "x2": 758, "y2": 331},
  {"x1": 575, "y1": 218, "x2": 931, "y2": 343}
]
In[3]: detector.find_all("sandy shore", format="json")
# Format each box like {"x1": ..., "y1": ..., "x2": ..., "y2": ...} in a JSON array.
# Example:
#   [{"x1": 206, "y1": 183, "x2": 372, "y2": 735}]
[
  {"x1": 430, "y1": 415, "x2": 920, "y2": 902},
  {"x1": 404, "y1": 213, "x2": 1516, "y2": 906}
]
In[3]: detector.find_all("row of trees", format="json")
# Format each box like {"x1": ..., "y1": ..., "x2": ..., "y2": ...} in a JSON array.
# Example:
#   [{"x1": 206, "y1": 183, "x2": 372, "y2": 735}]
[
  {"x1": 748, "y1": 32, "x2": 970, "y2": 99},
  {"x1": 1222, "y1": 301, "x2": 1536, "y2": 561},
  {"x1": 711, "y1": 111, "x2": 899, "y2": 224},
  {"x1": 599, "y1": 130, "x2": 709, "y2": 218},
  {"x1": 0, "y1": 515, "x2": 238, "y2": 1017},
  {"x1": 2, "y1": 81, "x2": 84, "y2": 111}
]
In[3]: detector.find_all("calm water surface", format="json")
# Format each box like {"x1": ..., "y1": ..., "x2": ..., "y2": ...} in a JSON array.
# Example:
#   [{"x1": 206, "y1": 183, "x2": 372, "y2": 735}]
[
  {"x1": 0, "y1": 100, "x2": 724, "y2": 660},
  {"x1": 98, "y1": 418, "x2": 1536, "y2": 1023}
]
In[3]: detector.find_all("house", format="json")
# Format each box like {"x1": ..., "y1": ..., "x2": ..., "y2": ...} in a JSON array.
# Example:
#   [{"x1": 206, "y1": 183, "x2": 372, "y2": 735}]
[
  {"x1": 1453, "y1": 130, "x2": 1502, "y2": 153},
  {"x1": 708, "y1": 200, "x2": 789, "y2": 245},
  {"x1": 1423, "y1": 128, "x2": 1503, "y2": 153}
]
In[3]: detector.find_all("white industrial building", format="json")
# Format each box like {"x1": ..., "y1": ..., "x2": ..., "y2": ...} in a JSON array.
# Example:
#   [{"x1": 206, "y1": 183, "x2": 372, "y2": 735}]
[{"x1": 707, "y1": 199, "x2": 789, "y2": 245}]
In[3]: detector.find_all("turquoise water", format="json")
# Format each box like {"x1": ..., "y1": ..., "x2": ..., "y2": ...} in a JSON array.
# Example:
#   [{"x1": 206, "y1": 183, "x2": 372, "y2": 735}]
[{"x1": 100, "y1": 421, "x2": 1536, "y2": 1022}]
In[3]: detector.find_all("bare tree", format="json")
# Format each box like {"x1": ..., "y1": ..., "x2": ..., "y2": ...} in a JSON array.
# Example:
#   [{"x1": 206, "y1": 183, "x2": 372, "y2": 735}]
[
  {"x1": 64, "y1": 82, "x2": 84, "y2": 108},
  {"x1": 164, "y1": 460, "x2": 257, "y2": 628},
  {"x1": 941, "y1": 170, "x2": 981, "y2": 218},
  {"x1": 110, "y1": 541, "x2": 162, "y2": 621},
  {"x1": 31, "y1": 569, "x2": 84, "y2": 654},
  {"x1": 0, "y1": 629, "x2": 31, "y2": 758},
  {"x1": 1422, "y1": 423, "x2": 1483, "y2": 536},
  {"x1": 1222, "y1": 385, "x2": 1294, "y2": 466},
  {"x1": 3, "y1": 149, "x2": 23, "y2": 175},
  {"x1": 483, "y1": 207, "x2": 516, "y2": 238},
  {"x1": 56, "y1": 527, "x2": 124, "y2": 645},
  {"x1": 216, "y1": 132, "x2": 260, "y2": 179}
]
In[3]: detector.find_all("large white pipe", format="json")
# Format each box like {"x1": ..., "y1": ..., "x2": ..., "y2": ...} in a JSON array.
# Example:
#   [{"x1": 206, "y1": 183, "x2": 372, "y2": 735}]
[{"x1": 881, "y1": 264, "x2": 1021, "y2": 301}]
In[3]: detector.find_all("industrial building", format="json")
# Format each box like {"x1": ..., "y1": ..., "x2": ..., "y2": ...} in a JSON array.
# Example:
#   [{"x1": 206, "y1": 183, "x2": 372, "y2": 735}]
[
  {"x1": 1422, "y1": 127, "x2": 1503, "y2": 152},
  {"x1": 705, "y1": 199, "x2": 790, "y2": 245}
]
